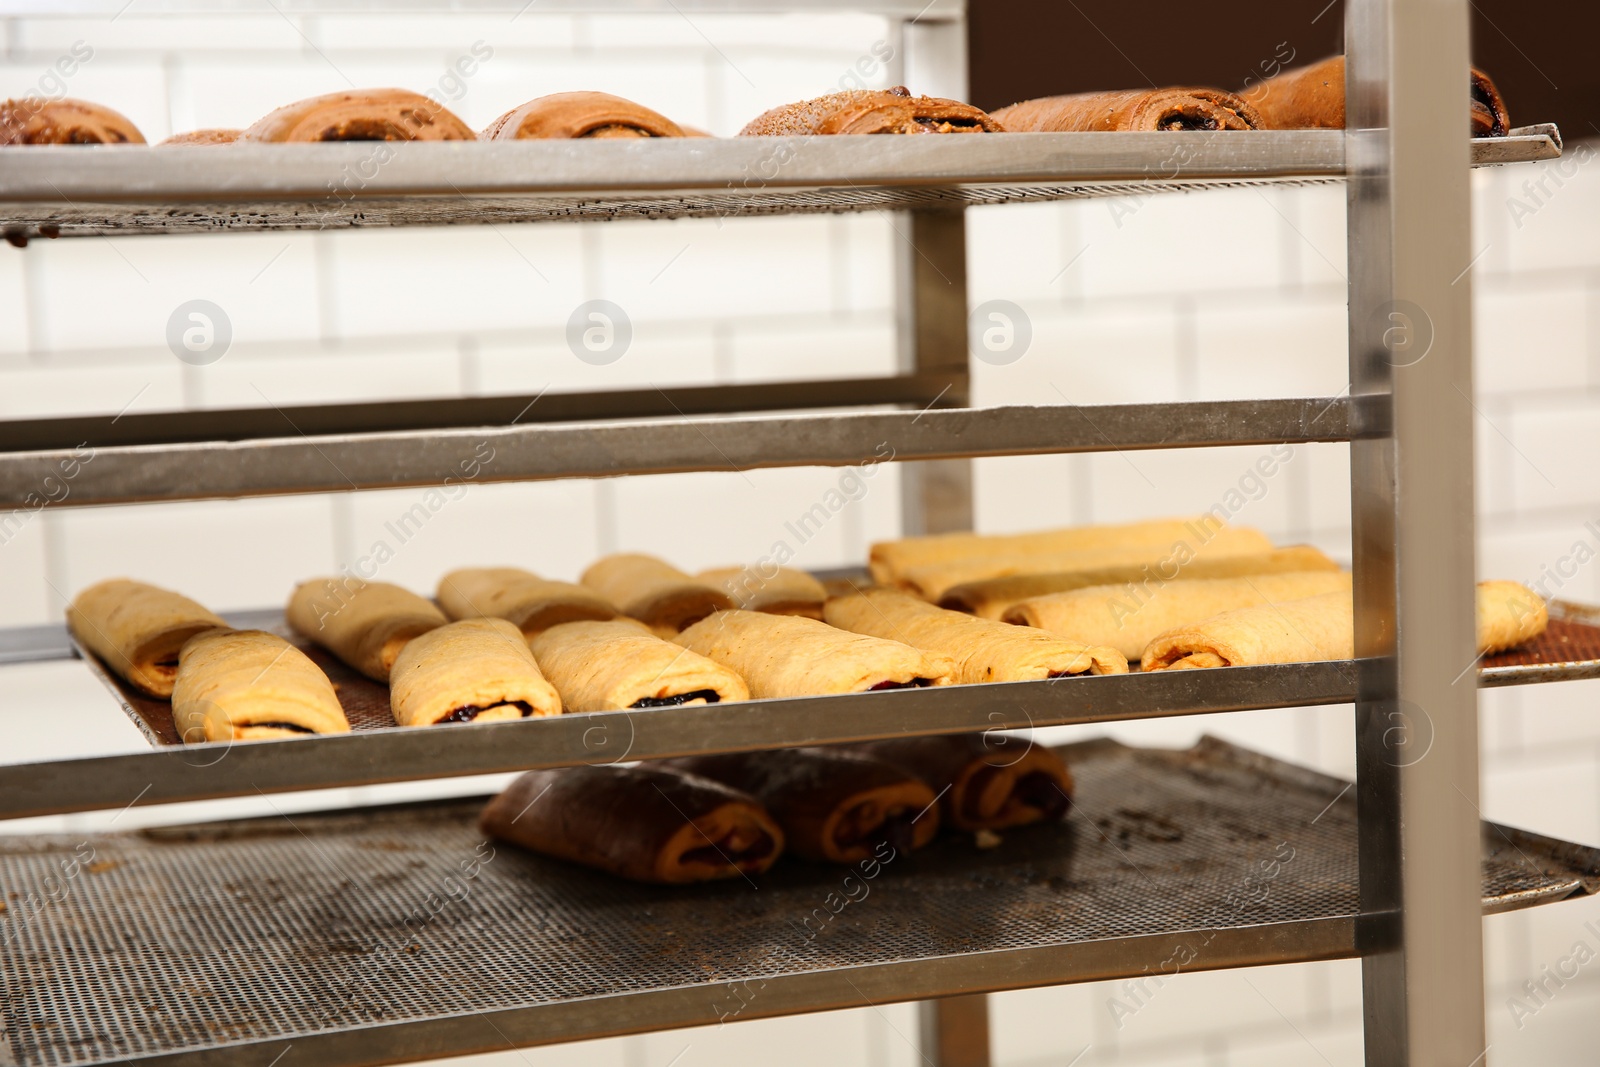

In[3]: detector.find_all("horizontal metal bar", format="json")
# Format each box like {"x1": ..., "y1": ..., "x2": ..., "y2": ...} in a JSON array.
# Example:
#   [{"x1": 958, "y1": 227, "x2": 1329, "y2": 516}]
[
  {"x1": 0, "y1": 397, "x2": 1362, "y2": 508},
  {"x1": 0, "y1": 661, "x2": 1360, "y2": 819},
  {"x1": 0, "y1": 374, "x2": 958, "y2": 453}
]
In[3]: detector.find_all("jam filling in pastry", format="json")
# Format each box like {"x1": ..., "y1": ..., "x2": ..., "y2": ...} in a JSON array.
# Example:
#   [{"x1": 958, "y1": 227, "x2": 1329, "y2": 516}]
[
  {"x1": 389, "y1": 618, "x2": 562, "y2": 726},
  {"x1": 0, "y1": 97, "x2": 145, "y2": 145},
  {"x1": 529, "y1": 618, "x2": 749, "y2": 713},
  {"x1": 666, "y1": 748, "x2": 939, "y2": 864},
  {"x1": 993, "y1": 88, "x2": 1260, "y2": 132},
  {"x1": 825, "y1": 587, "x2": 1127, "y2": 681},
  {"x1": 697, "y1": 564, "x2": 828, "y2": 619},
  {"x1": 480, "y1": 763, "x2": 784, "y2": 884},
  {"x1": 67, "y1": 578, "x2": 228, "y2": 698},
  {"x1": 580, "y1": 553, "x2": 735, "y2": 636},
  {"x1": 848, "y1": 734, "x2": 1074, "y2": 832},
  {"x1": 739, "y1": 86, "x2": 1002, "y2": 136},
  {"x1": 437, "y1": 566, "x2": 619, "y2": 637},
  {"x1": 481, "y1": 91, "x2": 686, "y2": 139},
  {"x1": 287, "y1": 577, "x2": 447, "y2": 682},
  {"x1": 172, "y1": 629, "x2": 350, "y2": 742},
  {"x1": 1004, "y1": 571, "x2": 1352, "y2": 661},
  {"x1": 675, "y1": 609, "x2": 953, "y2": 697},
  {"x1": 239, "y1": 89, "x2": 475, "y2": 142},
  {"x1": 1249, "y1": 55, "x2": 1510, "y2": 136}
]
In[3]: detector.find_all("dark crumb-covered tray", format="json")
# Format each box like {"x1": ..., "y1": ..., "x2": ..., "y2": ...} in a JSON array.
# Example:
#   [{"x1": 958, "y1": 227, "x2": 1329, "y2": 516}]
[{"x1": 1, "y1": 736, "x2": 1595, "y2": 1067}]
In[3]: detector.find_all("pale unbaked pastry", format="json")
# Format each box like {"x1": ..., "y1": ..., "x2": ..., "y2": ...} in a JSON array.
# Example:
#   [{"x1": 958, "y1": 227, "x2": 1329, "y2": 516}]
[
  {"x1": 1143, "y1": 591, "x2": 1356, "y2": 670},
  {"x1": 675, "y1": 610, "x2": 953, "y2": 697},
  {"x1": 67, "y1": 578, "x2": 228, "y2": 698},
  {"x1": 580, "y1": 553, "x2": 734, "y2": 635},
  {"x1": 1006, "y1": 571, "x2": 1352, "y2": 659},
  {"x1": 530, "y1": 619, "x2": 750, "y2": 712},
  {"x1": 437, "y1": 567, "x2": 618, "y2": 635},
  {"x1": 389, "y1": 617, "x2": 561, "y2": 726},
  {"x1": 1477, "y1": 581, "x2": 1548, "y2": 654},
  {"x1": 286, "y1": 577, "x2": 446, "y2": 682},
  {"x1": 825, "y1": 588, "x2": 1126, "y2": 682},
  {"x1": 172, "y1": 629, "x2": 349, "y2": 742},
  {"x1": 697, "y1": 565, "x2": 827, "y2": 619}
]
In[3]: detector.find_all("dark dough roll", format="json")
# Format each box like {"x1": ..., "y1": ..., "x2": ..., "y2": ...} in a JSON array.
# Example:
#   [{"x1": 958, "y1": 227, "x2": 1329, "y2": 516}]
[
  {"x1": 666, "y1": 747, "x2": 939, "y2": 863},
  {"x1": 993, "y1": 88, "x2": 1260, "y2": 132},
  {"x1": 740, "y1": 86, "x2": 1001, "y2": 136},
  {"x1": 1, "y1": 97, "x2": 145, "y2": 145},
  {"x1": 482, "y1": 91, "x2": 685, "y2": 139},
  {"x1": 240, "y1": 89, "x2": 475, "y2": 142},
  {"x1": 480, "y1": 764, "x2": 784, "y2": 884},
  {"x1": 1250, "y1": 55, "x2": 1510, "y2": 137},
  {"x1": 847, "y1": 734, "x2": 1074, "y2": 832}
]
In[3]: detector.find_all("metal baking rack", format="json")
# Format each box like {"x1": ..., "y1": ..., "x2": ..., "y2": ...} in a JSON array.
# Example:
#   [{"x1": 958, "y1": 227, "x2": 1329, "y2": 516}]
[{"x1": 0, "y1": 0, "x2": 1576, "y2": 1062}]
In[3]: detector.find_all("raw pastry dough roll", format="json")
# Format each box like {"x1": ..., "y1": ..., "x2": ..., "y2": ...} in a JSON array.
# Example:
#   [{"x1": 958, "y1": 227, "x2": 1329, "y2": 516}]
[
  {"x1": 1477, "y1": 581, "x2": 1548, "y2": 654},
  {"x1": 993, "y1": 88, "x2": 1260, "y2": 132},
  {"x1": 849, "y1": 734, "x2": 1074, "y2": 832},
  {"x1": 870, "y1": 516, "x2": 1260, "y2": 585},
  {"x1": 1, "y1": 97, "x2": 144, "y2": 145},
  {"x1": 1251, "y1": 55, "x2": 1510, "y2": 137},
  {"x1": 157, "y1": 128, "x2": 240, "y2": 146},
  {"x1": 172, "y1": 629, "x2": 349, "y2": 742},
  {"x1": 240, "y1": 89, "x2": 475, "y2": 142},
  {"x1": 940, "y1": 545, "x2": 1340, "y2": 619},
  {"x1": 287, "y1": 577, "x2": 446, "y2": 682},
  {"x1": 1006, "y1": 571, "x2": 1352, "y2": 660},
  {"x1": 697, "y1": 565, "x2": 827, "y2": 619},
  {"x1": 390, "y1": 618, "x2": 562, "y2": 726},
  {"x1": 666, "y1": 748, "x2": 939, "y2": 863},
  {"x1": 482, "y1": 91, "x2": 685, "y2": 139},
  {"x1": 480, "y1": 764, "x2": 784, "y2": 884},
  {"x1": 740, "y1": 86, "x2": 1001, "y2": 136},
  {"x1": 897, "y1": 526, "x2": 1277, "y2": 601},
  {"x1": 67, "y1": 578, "x2": 228, "y2": 698},
  {"x1": 530, "y1": 619, "x2": 750, "y2": 712},
  {"x1": 581, "y1": 553, "x2": 734, "y2": 635},
  {"x1": 825, "y1": 588, "x2": 1127, "y2": 682},
  {"x1": 437, "y1": 567, "x2": 618, "y2": 636},
  {"x1": 1143, "y1": 591, "x2": 1354, "y2": 670},
  {"x1": 676, "y1": 610, "x2": 954, "y2": 697}
]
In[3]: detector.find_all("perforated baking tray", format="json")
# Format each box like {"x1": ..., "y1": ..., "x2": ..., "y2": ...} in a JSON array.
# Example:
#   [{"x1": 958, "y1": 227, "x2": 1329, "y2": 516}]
[
  {"x1": 0, "y1": 736, "x2": 1594, "y2": 1067},
  {"x1": 1480, "y1": 600, "x2": 1600, "y2": 686}
]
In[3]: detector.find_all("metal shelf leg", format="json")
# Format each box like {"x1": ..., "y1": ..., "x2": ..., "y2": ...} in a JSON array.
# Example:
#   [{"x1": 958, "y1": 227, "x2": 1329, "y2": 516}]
[{"x1": 918, "y1": 994, "x2": 992, "y2": 1067}]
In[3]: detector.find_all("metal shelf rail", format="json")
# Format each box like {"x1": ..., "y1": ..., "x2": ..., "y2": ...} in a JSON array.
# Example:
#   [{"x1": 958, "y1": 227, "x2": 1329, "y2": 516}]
[{"x1": 0, "y1": 0, "x2": 1559, "y2": 1062}]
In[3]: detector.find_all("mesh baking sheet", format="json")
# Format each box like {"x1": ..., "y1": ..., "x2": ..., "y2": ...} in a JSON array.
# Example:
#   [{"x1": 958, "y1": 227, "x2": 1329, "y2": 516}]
[
  {"x1": 1, "y1": 737, "x2": 1595, "y2": 1067},
  {"x1": 1481, "y1": 600, "x2": 1600, "y2": 684}
]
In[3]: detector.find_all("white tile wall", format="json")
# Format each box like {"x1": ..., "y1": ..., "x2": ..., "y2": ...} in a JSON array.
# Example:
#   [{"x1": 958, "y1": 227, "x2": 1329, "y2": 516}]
[{"x1": 3, "y1": 7, "x2": 1600, "y2": 1065}]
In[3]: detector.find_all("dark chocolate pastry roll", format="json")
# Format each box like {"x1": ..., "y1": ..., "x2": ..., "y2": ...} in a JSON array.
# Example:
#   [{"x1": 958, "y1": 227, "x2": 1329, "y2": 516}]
[
  {"x1": 666, "y1": 748, "x2": 939, "y2": 863},
  {"x1": 480, "y1": 764, "x2": 784, "y2": 884},
  {"x1": 848, "y1": 734, "x2": 1074, "y2": 832},
  {"x1": 740, "y1": 86, "x2": 1001, "y2": 136},
  {"x1": 993, "y1": 88, "x2": 1260, "y2": 132},
  {"x1": 1249, "y1": 55, "x2": 1510, "y2": 137}
]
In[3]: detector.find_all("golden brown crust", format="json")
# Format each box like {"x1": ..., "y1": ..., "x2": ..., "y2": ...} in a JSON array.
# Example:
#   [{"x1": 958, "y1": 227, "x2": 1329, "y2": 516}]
[
  {"x1": 529, "y1": 619, "x2": 750, "y2": 711},
  {"x1": 67, "y1": 579, "x2": 228, "y2": 698},
  {"x1": 993, "y1": 88, "x2": 1260, "y2": 132},
  {"x1": 580, "y1": 553, "x2": 734, "y2": 635},
  {"x1": 481, "y1": 764, "x2": 784, "y2": 883},
  {"x1": 437, "y1": 567, "x2": 618, "y2": 636},
  {"x1": 389, "y1": 617, "x2": 562, "y2": 727},
  {"x1": 697, "y1": 565, "x2": 827, "y2": 619},
  {"x1": 481, "y1": 91, "x2": 685, "y2": 139},
  {"x1": 240, "y1": 89, "x2": 475, "y2": 142},
  {"x1": 0, "y1": 97, "x2": 145, "y2": 145},
  {"x1": 157, "y1": 128, "x2": 241, "y2": 146},
  {"x1": 739, "y1": 86, "x2": 1002, "y2": 136},
  {"x1": 286, "y1": 577, "x2": 446, "y2": 682},
  {"x1": 172, "y1": 629, "x2": 349, "y2": 742},
  {"x1": 1252, "y1": 55, "x2": 1509, "y2": 136}
]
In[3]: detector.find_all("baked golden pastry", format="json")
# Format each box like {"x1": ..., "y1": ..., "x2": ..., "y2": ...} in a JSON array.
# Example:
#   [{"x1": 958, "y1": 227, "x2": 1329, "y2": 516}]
[
  {"x1": 1478, "y1": 581, "x2": 1548, "y2": 654},
  {"x1": 286, "y1": 577, "x2": 446, "y2": 682},
  {"x1": 850, "y1": 734, "x2": 1074, "y2": 832},
  {"x1": 0, "y1": 97, "x2": 145, "y2": 145},
  {"x1": 389, "y1": 617, "x2": 561, "y2": 726},
  {"x1": 172, "y1": 629, "x2": 349, "y2": 742},
  {"x1": 740, "y1": 86, "x2": 1002, "y2": 136},
  {"x1": 895, "y1": 526, "x2": 1278, "y2": 601},
  {"x1": 939, "y1": 545, "x2": 1340, "y2": 620},
  {"x1": 870, "y1": 517, "x2": 1262, "y2": 585},
  {"x1": 1005, "y1": 571, "x2": 1352, "y2": 660},
  {"x1": 1251, "y1": 55, "x2": 1510, "y2": 136},
  {"x1": 437, "y1": 567, "x2": 618, "y2": 636},
  {"x1": 481, "y1": 91, "x2": 685, "y2": 139},
  {"x1": 529, "y1": 619, "x2": 750, "y2": 712},
  {"x1": 667, "y1": 748, "x2": 939, "y2": 863},
  {"x1": 676, "y1": 610, "x2": 953, "y2": 697},
  {"x1": 993, "y1": 88, "x2": 1260, "y2": 132},
  {"x1": 157, "y1": 128, "x2": 240, "y2": 146},
  {"x1": 580, "y1": 553, "x2": 734, "y2": 636},
  {"x1": 67, "y1": 578, "x2": 228, "y2": 698},
  {"x1": 825, "y1": 587, "x2": 1126, "y2": 681},
  {"x1": 481, "y1": 764, "x2": 784, "y2": 884},
  {"x1": 240, "y1": 89, "x2": 475, "y2": 142},
  {"x1": 697, "y1": 565, "x2": 827, "y2": 619}
]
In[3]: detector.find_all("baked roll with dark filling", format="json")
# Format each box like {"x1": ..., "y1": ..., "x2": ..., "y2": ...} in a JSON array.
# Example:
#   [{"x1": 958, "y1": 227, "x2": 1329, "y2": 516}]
[
  {"x1": 529, "y1": 618, "x2": 749, "y2": 712},
  {"x1": 389, "y1": 617, "x2": 561, "y2": 726},
  {"x1": 740, "y1": 86, "x2": 1001, "y2": 136},
  {"x1": 173, "y1": 629, "x2": 350, "y2": 742},
  {"x1": 68, "y1": 578, "x2": 228, "y2": 698},
  {"x1": 0, "y1": 97, "x2": 145, "y2": 145},
  {"x1": 240, "y1": 89, "x2": 475, "y2": 142},
  {"x1": 1250, "y1": 55, "x2": 1510, "y2": 137},
  {"x1": 847, "y1": 734, "x2": 1074, "y2": 832},
  {"x1": 993, "y1": 88, "x2": 1260, "y2": 132},
  {"x1": 482, "y1": 91, "x2": 685, "y2": 139}
]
